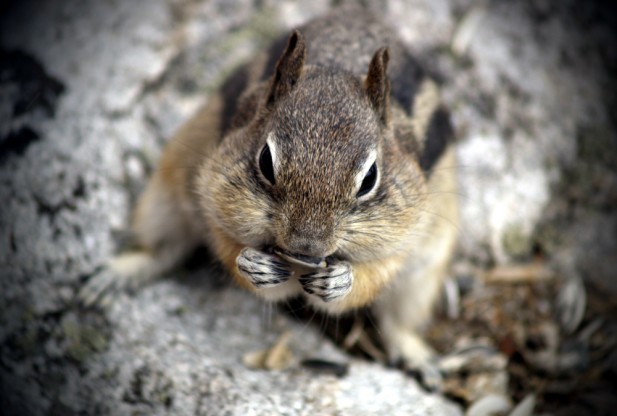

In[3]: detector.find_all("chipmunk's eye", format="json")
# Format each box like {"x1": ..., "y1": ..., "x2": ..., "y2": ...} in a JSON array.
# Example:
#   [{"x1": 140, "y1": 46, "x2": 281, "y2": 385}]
[
  {"x1": 357, "y1": 162, "x2": 377, "y2": 198},
  {"x1": 259, "y1": 143, "x2": 275, "y2": 185}
]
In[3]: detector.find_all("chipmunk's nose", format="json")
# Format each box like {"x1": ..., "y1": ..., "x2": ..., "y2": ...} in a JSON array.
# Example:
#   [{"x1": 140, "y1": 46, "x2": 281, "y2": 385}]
[
  {"x1": 286, "y1": 237, "x2": 328, "y2": 258},
  {"x1": 279, "y1": 227, "x2": 335, "y2": 258},
  {"x1": 277, "y1": 206, "x2": 337, "y2": 258}
]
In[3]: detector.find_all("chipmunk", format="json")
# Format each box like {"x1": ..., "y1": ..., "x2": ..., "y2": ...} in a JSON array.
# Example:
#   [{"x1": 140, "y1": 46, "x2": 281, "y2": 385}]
[{"x1": 81, "y1": 6, "x2": 459, "y2": 388}]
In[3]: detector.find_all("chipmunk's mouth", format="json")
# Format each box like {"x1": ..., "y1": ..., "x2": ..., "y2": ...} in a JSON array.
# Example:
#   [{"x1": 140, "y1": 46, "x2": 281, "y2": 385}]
[{"x1": 273, "y1": 247, "x2": 327, "y2": 269}]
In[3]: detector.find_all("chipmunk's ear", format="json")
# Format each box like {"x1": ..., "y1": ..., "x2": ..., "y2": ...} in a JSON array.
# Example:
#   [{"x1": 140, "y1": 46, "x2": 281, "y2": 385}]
[
  {"x1": 364, "y1": 47, "x2": 390, "y2": 125},
  {"x1": 265, "y1": 30, "x2": 306, "y2": 108}
]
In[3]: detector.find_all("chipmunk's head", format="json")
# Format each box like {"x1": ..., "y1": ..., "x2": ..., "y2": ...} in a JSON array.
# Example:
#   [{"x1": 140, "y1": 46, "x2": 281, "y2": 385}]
[
  {"x1": 256, "y1": 31, "x2": 395, "y2": 260},
  {"x1": 202, "y1": 31, "x2": 427, "y2": 262}
]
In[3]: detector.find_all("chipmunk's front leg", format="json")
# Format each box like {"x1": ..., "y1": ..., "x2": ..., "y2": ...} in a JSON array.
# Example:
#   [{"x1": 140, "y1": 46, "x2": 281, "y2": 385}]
[{"x1": 299, "y1": 259, "x2": 353, "y2": 303}]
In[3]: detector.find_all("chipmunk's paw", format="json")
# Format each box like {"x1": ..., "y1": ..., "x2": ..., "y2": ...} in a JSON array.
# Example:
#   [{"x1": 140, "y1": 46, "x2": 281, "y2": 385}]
[
  {"x1": 299, "y1": 260, "x2": 353, "y2": 303},
  {"x1": 79, "y1": 266, "x2": 124, "y2": 308},
  {"x1": 385, "y1": 329, "x2": 443, "y2": 391},
  {"x1": 404, "y1": 359, "x2": 443, "y2": 393},
  {"x1": 78, "y1": 251, "x2": 157, "y2": 308},
  {"x1": 237, "y1": 247, "x2": 292, "y2": 288}
]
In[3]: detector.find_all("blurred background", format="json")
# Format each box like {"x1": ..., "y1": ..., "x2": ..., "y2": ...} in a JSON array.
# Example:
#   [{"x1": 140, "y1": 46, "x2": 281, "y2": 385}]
[{"x1": 1, "y1": 0, "x2": 615, "y2": 415}]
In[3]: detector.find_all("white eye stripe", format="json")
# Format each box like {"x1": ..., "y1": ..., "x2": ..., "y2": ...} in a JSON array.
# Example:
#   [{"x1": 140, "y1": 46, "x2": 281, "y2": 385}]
[
  {"x1": 356, "y1": 149, "x2": 377, "y2": 186},
  {"x1": 355, "y1": 149, "x2": 379, "y2": 196},
  {"x1": 266, "y1": 132, "x2": 279, "y2": 174}
]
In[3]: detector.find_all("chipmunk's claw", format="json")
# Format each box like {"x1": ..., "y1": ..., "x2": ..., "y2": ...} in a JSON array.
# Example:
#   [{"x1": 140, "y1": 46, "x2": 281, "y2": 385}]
[
  {"x1": 237, "y1": 247, "x2": 292, "y2": 288},
  {"x1": 78, "y1": 251, "x2": 160, "y2": 308},
  {"x1": 299, "y1": 260, "x2": 353, "y2": 302},
  {"x1": 404, "y1": 360, "x2": 443, "y2": 393},
  {"x1": 78, "y1": 266, "x2": 122, "y2": 308}
]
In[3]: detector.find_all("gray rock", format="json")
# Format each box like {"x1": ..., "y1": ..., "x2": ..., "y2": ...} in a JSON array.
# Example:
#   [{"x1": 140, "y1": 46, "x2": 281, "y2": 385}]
[
  {"x1": 446, "y1": 1, "x2": 616, "y2": 271},
  {"x1": 1, "y1": 0, "x2": 615, "y2": 414}
]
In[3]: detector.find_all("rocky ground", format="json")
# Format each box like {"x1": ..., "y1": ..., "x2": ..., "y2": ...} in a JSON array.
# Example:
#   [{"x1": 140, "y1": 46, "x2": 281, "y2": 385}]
[{"x1": 1, "y1": 0, "x2": 615, "y2": 415}]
